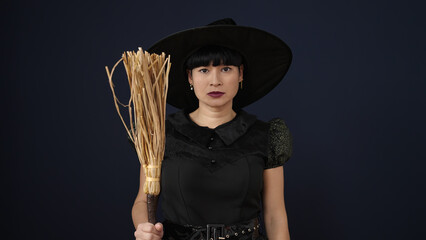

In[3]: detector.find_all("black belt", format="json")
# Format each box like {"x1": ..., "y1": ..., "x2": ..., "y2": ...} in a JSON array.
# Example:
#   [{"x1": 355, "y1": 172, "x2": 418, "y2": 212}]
[{"x1": 163, "y1": 218, "x2": 262, "y2": 240}]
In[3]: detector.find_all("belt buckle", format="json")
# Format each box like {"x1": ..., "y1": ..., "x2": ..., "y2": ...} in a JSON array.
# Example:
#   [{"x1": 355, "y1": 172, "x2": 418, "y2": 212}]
[{"x1": 206, "y1": 224, "x2": 225, "y2": 240}]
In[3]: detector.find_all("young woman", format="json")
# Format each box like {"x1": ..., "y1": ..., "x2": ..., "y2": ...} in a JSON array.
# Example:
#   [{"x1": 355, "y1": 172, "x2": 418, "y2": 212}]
[{"x1": 132, "y1": 19, "x2": 293, "y2": 240}]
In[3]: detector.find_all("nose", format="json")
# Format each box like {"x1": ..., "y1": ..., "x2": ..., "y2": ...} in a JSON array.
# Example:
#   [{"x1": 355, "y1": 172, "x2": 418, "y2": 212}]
[{"x1": 209, "y1": 69, "x2": 222, "y2": 86}]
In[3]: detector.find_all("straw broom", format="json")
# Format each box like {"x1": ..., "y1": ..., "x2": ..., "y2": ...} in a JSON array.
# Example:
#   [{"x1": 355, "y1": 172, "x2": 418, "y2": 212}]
[{"x1": 105, "y1": 48, "x2": 170, "y2": 224}]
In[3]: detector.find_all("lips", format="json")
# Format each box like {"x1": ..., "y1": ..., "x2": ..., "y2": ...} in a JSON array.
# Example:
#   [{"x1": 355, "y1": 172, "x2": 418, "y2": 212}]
[{"x1": 207, "y1": 91, "x2": 224, "y2": 98}]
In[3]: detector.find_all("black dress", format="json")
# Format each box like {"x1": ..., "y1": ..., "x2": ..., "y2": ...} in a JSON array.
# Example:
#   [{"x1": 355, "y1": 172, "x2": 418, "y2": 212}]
[{"x1": 160, "y1": 110, "x2": 292, "y2": 240}]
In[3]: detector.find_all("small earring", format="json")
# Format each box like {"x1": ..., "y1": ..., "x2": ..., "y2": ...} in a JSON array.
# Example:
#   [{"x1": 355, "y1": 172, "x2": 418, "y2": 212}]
[
  {"x1": 240, "y1": 81, "x2": 243, "y2": 89},
  {"x1": 190, "y1": 84, "x2": 194, "y2": 91}
]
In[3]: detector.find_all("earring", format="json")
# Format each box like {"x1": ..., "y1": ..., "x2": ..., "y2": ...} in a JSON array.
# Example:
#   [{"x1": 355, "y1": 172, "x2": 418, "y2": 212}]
[
  {"x1": 190, "y1": 84, "x2": 194, "y2": 91},
  {"x1": 240, "y1": 81, "x2": 243, "y2": 89}
]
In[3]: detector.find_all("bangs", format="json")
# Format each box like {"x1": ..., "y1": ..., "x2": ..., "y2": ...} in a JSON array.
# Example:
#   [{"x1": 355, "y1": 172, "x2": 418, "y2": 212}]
[{"x1": 185, "y1": 45, "x2": 243, "y2": 70}]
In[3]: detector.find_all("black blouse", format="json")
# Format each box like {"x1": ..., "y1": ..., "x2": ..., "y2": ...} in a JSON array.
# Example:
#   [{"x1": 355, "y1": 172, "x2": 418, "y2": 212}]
[{"x1": 160, "y1": 110, "x2": 292, "y2": 226}]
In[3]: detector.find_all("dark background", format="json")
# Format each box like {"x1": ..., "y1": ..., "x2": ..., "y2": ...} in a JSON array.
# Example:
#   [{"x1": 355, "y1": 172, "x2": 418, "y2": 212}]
[{"x1": 2, "y1": 0, "x2": 425, "y2": 239}]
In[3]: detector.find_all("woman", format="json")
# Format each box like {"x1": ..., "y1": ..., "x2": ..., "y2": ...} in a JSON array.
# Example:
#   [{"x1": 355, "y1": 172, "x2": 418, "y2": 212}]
[{"x1": 132, "y1": 18, "x2": 293, "y2": 240}]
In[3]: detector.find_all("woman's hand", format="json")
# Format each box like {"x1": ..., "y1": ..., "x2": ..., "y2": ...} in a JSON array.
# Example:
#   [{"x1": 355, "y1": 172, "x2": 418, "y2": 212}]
[{"x1": 134, "y1": 222, "x2": 164, "y2": 240}]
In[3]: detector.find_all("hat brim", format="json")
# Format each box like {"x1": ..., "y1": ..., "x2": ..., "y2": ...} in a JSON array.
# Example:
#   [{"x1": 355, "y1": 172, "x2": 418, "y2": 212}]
[{"x1": 149, "y1": 25, "x2": 292, "y2": 111}]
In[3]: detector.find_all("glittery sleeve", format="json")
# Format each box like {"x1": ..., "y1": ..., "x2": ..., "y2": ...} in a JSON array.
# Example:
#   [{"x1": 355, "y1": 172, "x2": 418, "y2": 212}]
[{"x1": 265, "y1": 118, "x2": 293, "y2": 169}]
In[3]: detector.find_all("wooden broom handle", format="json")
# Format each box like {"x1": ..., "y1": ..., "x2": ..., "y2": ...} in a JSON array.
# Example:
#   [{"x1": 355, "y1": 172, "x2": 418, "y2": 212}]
[{"x1": 147, "y1": 194, "x2": 158, "y2": 224}]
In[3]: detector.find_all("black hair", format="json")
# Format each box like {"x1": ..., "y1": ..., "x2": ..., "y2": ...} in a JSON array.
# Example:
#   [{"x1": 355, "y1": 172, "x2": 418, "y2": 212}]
[{"x1": 184, "y1": 45, "x2": 244, "y2": 71}]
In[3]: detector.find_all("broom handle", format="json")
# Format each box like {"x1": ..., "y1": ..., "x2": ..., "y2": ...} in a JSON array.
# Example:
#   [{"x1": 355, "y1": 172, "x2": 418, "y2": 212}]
[{"x1": 147, "y1": 194, "x2": 158, "y2": 224}]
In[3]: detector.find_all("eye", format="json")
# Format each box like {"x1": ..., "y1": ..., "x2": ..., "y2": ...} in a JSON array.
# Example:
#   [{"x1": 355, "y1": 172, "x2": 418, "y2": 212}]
[
  {"x1": 199, "y1": 68, "x2": 209, "y2": 73},
  {"x1": 222, "y1": 66, "x2": 232, "y2": 72}
]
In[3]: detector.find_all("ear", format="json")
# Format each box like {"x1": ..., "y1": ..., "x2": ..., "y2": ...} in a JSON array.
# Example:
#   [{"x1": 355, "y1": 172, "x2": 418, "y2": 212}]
[
  {"x1": 239, "y1": 64, "x2": 244, "y2": 82},
  {"x1": 187, "y1": 69, "x2": 193, "y2": 84}
]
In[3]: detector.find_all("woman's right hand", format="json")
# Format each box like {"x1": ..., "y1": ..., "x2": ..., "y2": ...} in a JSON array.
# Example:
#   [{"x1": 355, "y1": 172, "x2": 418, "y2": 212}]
[{"x1": 134, "y1": 222, "x2": 164, "y2": 240}]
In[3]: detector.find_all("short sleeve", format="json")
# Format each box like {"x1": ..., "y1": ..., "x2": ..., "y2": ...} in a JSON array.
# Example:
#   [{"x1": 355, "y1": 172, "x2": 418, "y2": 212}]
[{"x1": 265, "y1": 118, "x2": 293, "y2": 169}]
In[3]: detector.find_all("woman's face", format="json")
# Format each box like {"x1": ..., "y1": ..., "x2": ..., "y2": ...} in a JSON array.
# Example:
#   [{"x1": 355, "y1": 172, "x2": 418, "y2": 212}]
[{"x1": 188, "y1": 63, "x2": 243, "y2": 110}]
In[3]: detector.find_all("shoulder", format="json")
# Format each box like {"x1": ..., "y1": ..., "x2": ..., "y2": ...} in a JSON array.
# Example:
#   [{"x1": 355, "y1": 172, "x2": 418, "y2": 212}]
[
  {"x1": 165, "y1": 110, "x2": 187, "y2": 132},
  {"x1": 247, "y1": 117, "x2": 289, "y2": 138},
  {"x1": 268, "y1": 118, "x2": 291, "y2": 137}
]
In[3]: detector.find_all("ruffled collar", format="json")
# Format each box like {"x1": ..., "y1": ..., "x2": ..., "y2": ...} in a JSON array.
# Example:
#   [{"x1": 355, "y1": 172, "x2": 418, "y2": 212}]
[{"x1": 167, "y1": 110, "x2": 257, "y2": 146}]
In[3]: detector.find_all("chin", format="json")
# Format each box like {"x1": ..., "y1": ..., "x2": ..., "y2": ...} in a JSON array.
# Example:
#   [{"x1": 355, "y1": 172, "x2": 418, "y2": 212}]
[{"x1": 206, "y1": 101, "x2": 233, "y2": 109}]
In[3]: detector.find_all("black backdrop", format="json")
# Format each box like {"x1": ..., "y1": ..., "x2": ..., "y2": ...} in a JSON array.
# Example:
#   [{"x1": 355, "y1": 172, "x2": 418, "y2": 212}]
[{"x1": 2, "y1": 0, "x2": 425, "y2": 239}]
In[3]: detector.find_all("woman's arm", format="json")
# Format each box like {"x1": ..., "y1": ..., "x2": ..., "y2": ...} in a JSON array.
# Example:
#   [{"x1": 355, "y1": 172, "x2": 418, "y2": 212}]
[
  {"x1": 132, "y1": 166, "x2": 148, "y2": 228},
  {"x1": 132, "y1": 166, "x2": 164, "y2": 240},
  {"x1": 262, "y1": 166, "x2": 290, "y2": 240}
]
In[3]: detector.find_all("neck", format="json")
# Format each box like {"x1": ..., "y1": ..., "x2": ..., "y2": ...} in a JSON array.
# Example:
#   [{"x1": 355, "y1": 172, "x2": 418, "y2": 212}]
[{"x1": 189, "y1": 103, "x2": 236, "y2": 129}]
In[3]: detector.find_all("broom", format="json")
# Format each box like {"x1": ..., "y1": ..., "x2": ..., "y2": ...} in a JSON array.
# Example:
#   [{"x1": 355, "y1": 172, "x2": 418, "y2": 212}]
[{"x1": 105, "y1": 48, "x2": 171, "y2": 224}]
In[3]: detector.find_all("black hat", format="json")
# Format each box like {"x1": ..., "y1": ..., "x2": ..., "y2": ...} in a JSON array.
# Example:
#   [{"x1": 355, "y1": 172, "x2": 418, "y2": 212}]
[{"x1": 148, "y1": 18, "x2": 292, "y2": 111}]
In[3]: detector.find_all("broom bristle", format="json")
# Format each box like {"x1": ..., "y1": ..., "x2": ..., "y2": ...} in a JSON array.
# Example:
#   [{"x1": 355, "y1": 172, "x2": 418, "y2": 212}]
[{"x1": 106, "y1": 48, "x2": 170, "y2": 196}]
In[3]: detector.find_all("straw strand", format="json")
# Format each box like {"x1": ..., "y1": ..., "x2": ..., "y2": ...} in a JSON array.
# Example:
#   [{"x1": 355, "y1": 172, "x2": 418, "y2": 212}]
[{"x1": 106, "y1": 48, "x2": 170, "y2": 196}]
